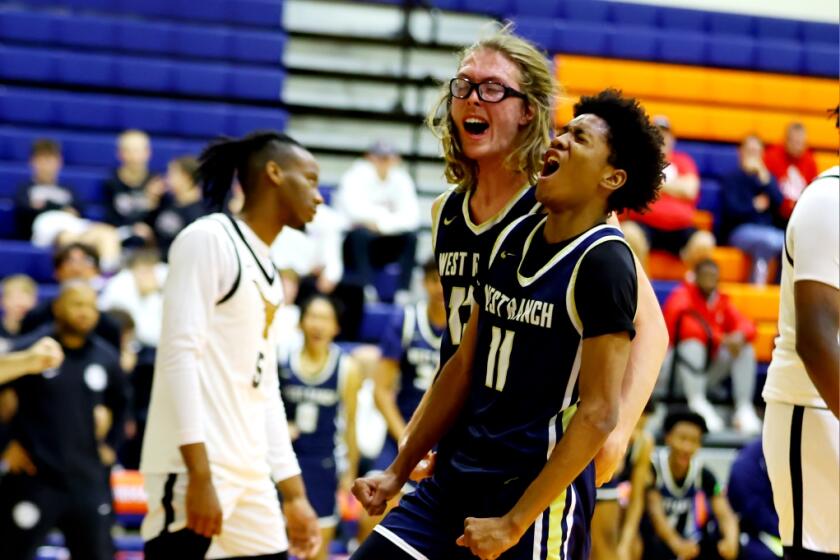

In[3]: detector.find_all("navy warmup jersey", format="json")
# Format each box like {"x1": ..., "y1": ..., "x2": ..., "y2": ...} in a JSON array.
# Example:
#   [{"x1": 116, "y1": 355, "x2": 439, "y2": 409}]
[
  {"x1": 433, "y1": 184, "x2": 540, "y2": 366},
  {"x1": 279, "y1": 344, "x2": 349, "y2": 462},
  {"x1": 438, "y1": 214, "x2": 637, "y2": 486},
  {"x1": 380, "y1": 302, "x2": 444, "y2": 422},
  {"x1": 651, "y1": 449, "x2": 720, "y2": 542}
]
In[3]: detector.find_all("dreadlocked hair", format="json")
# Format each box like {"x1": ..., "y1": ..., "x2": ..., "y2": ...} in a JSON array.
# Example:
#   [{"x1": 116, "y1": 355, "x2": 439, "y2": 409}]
[{"x1": 198, "y1": 130, "x2": 301, "y2": 212}]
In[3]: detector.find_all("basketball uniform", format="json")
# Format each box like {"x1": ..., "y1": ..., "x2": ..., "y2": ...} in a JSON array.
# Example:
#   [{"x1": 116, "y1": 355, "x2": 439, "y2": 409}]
[
  {"x1": 279, "y1": 343, "x2": 350, "y2": 527},
  {"x1": 368, "y1": 215, "x2": 636, "y2": 560},
  {"x1": 373, "y1": 301, "x2": 444, "y2": 471},
  {"x1": 762, "y1": 166, "x2": 839, "y2": 557},
  {"x1": 643, "y1": 448, "x2": 721, "y2": 560},
  {"x1": 141, "y1": 213, "x2": 298, "y2": 559}
]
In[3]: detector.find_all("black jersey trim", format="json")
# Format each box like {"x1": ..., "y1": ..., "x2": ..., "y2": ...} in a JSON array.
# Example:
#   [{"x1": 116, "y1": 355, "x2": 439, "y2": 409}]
[
  {"x1": 213, "y1": 217, "x2": 242, "y2": 306},
  {"x1": 225, "y1": 213, "x2": 276, "y2": 285},
  {"x1": 789, "y1": 405, "x2": 805, "y2": 551}
]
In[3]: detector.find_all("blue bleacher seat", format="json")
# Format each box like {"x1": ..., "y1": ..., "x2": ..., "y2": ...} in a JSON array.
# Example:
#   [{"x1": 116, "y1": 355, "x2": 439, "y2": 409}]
[
  {"x1": 116, "y1": 58, "x2": 174, "y2": 92},
  {"x1": 707, "y1": 12, "x2": 753, "y2": 38},
  {"x1": 755, "y1": 17, "x2": 800, "y2": 41},
  {"x1": 228, "y1": 107, "x2": 289, "y2": 137},
  {"x1": 512, "y1": 18, "x2": 556, "y2": 54},
  {"x1": 174, "y1": 26, "x2": 231, "y2": 60},
  {"x1": 707, "y1": 35, "x2": 755, "y2": 69},
  {"x1": 174, "y1": 62, "x2": 230, "y2": 97},
  {"x1": 460, "y1": 0, "x2": 511, "y2": 17},
  {"x1": 374, "y1": 263, "x2": 401, "y2": 303},
  {"x1": 174, "y1": 103, "x2": 229, "y2": 137},
  {"x1": 358, "y1": 302, "x2": 398, "y2": 343},
  {"x1": 564, "y1": 0, "x2": 611, "y2": 23},
  {"x1": 62, "y1": 136, "x2": 116, "y2": 167},
  {"x1": 55, "y1": 52, "x2": 115, "y2": 87},
  {"x1": 0, "y1": 128, "x2": 39, "y2": 161},
  {"x1": 55, "y1": 14, "x2": 115, "y2": 49},
  {"x1": 0, "y1": 163, "x2": 28, "y2": 199},
  {"x1": 229, "y1": 67, "x2": 284, "y2": 101},
  {"x1": 57, "y1": 94, "x2": 118, "y2": 131},
  {"x1": 608, "y1": 26, "x2": 658, "y2": 60},
  {"x1": 804, "y1": 44, "x2": 839, "y2": 77},
  {"x1": 611, "y1": 2, "x2": 658, "y2": 28},
  {"x1": 510, "y1": 0, "x2": 561, "y2": 18},
  {"x1": 704, "y1": 145, "x2": 739, "y2": 179},
  {"x1": 652, "y1": 279, "x2": 679, "y2": 306},
  {"x1": 118, "y1": 99, "x2": 175, "y2": 135},
  {"x1": 756, "y1": 40, "x2": 803, "y2": 73},
  {"x1": 0, "y1": 89, "x2": 56, "y2": 126},
  {"x1": 175, "y1": 0, "x2": 228, "y2": 23},
  {"x1": 0, "y1": 10, "x2": 54, "y2": 42},
  {"x1": 697, "y1": 178, "x2": 722, "y2": 215},
  {"x1": 37, "y1": 283, "x2": 61, "y2": 303},
  {"x1": 64, "y1": 172, "x2": 108, "y2": 206},
  {"x1": 115, "y1": 20, "x2": 175, "y2": 55},
  {"x1": 0, "y1": 201, "x2": 16, "y2": 239},
  {"x1": 150, "y1": 140, "x2": 194, "y2": 170},
  {"x1": 659, "y1": 7, "x2": 706, "y2": 32},
  {"x1": 800, "y1": 21, "x2": 838, "y2": 45},
  {"x1": 231, "y1": 0, "x2": 285, "y2": 27},
  {"x1": 231, "y1": 30, "x2": 286, "y2": 64},
  {"x1": 658, "y1": 31, "x2": 707, "y2": 65},
  {"x1": 0, "y1": 46, "x2": 55, "y2": 81},
  {"x1": 555, "y1": 21, "x2": 610, "y2": 57},
  {"x1": 677, "y1": 142, "x2": 708, "y2": 176},
  {"x1": 0, "y1": 241, "x2": 54, "y2": 283},
  {"x1": 82, "y1": 204, "x2": 108, "y2": 222}
]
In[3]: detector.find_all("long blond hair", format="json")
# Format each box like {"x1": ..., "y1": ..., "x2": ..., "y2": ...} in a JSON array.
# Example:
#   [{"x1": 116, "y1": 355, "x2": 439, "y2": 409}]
[{"x1": 426, "y1": 25, "x2": 557, "y2": 191}]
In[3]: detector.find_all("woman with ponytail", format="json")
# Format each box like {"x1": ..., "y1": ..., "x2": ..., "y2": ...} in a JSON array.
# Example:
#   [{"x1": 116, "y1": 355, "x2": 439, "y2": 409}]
[{"x1": 141, "y1": 131, "x2": 324, "y2": 559}]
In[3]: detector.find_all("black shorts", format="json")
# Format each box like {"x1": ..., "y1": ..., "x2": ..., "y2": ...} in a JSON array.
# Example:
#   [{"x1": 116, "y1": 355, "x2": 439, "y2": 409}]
[{"x1": 638, "y1": 224, "x2": 697, "y2": 256}]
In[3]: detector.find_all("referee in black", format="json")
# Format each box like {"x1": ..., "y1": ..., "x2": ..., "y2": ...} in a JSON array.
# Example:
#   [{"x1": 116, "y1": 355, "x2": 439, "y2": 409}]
[{"x1": 0, "y1": 281, "x2": 128, "y2": 559}]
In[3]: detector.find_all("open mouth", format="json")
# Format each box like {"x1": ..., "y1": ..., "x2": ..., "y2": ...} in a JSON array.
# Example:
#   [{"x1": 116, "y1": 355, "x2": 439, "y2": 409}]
[
  {"x1": 463, "y1": 117, "x2": 489, "y2": 135},
  {"x1": 540, "y1": 150, "x2": 562, "y2": 178}
]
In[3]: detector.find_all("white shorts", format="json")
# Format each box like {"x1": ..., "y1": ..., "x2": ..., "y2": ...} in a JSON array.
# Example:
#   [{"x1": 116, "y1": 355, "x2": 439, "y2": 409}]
[
  {"x1": 763, "y1": 401, "x2": 839, "y2": 556},
  {"x1": 141, "y1": 471, "x2": 288, "y2": 558}
]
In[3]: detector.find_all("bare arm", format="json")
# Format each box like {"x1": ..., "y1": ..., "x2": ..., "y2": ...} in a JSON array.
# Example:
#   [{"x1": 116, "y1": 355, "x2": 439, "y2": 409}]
[
  {"x1": 711, "y1": 494, "x2": 740, "y2": 559},
  {"x1": 277, "y1": 474, "x2": 321, "y2": 559},
  {"x1": 795, "y1": 280, "x2": 839, "y2": 417},
  {"x1": 342, "y1": 358, "x2": 363, "y2": 484},
  {"x1": 372, "y1": 358, "x2": 406, "y2": 441},
  {"x1": 179, "y1": 442, "x2": 222, "y2": 537},
  {"x1": 618, "y1": 432, "x2": 654, "y2": 551},
  {"x1": 0, "y1": 338, "x2": 64, "y2": 385},
  {"x1": 596, "y1": 250, "x2": 669, "y2": 484}
]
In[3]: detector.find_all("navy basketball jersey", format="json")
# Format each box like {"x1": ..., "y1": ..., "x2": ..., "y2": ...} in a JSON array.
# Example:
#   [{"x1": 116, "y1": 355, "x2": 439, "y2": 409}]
[
  {"x1": 439, "y1": 214, "x2": 630, "y2": 485},
  {"x1": 651, "y1": 448, "x2": 717, "y2": 541},
  {"x1": 279, "y1": 344, "x2": 348, "y2": 460},
  {"x1": 395, "y1": 302, "x2": 444, "y2": 422},
  {"x1": 432, "y1": 184, "x2": 540, "y2": 366}
]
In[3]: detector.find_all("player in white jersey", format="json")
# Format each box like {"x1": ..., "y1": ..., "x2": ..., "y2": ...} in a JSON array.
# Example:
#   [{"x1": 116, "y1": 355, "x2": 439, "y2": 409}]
[
  {"x1": 140, "y1": 131, "x2": 323, "y2": 559},
  {"x1": 762, "y1": 164, "x2": 839, "y2": 559}
]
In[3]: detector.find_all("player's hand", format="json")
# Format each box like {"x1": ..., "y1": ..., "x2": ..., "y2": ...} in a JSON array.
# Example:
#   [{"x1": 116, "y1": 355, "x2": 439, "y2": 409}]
[
  {"x1": 456, "y1": 515, "x2": 522, "y2": 560},
  {"x1": 352, "y1": 470, "x2": 403, "y2": 516},
  {"x1": 185, "y1": 474, "x2": 222, "y2": 538},
  {"x1": 717, "y1": 537, "x2": 739, "y2": 560},
  {"x1": 594, "y1": 431, "x2": 628, "y2": 487},
  {"x1": 1, "y1": 440, "x2": 36, "y2": 475},
  {"x1": 616, "y1": 536, "x2": 632, "y2": 560},
  {"x1": 669, "y1": 536, "x2": 700, "y2": 559},
  {"x1": 284, "y1": 495, "x2": 321, "y2": 559},
  {"x1": 409, "y1": 450, "x2": 436, "y2": 482},
  {"x1": 25, "y1": 337, "x2": 64, "y2": 374}
]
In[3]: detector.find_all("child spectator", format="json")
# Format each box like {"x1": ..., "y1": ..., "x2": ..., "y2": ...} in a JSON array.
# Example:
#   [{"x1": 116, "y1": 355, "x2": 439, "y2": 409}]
[
  {"x1": 148, "y1": 156, "x2": 205, "y2": 259},
  {"x1": 658, "y1": 259, "x2": 762, "y2": 433}
]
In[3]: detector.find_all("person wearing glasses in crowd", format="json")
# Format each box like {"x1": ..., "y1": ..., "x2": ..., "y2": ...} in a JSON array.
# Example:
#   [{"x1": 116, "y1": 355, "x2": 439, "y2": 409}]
[{"x1": 350, "y1": 24, "x2": 668, "y2": 559}]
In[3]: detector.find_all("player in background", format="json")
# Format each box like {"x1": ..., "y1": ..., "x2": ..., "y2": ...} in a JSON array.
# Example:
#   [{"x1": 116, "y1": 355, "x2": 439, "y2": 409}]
[
  {"x1": 409, "y1": 26, "x2": 668, "y2": 487},
  {"x1": 140, "y1": 131, "x2": 322, "y2": 559},
  {"x1": 762, "y1": 158, "x2": 839, "y2": 558},
  {"x1": 279, "y1": 295, "x2": 363, "y2": 560},
  {"x1": 353, "y1": 89, "x2": 664, "y2": 560}
]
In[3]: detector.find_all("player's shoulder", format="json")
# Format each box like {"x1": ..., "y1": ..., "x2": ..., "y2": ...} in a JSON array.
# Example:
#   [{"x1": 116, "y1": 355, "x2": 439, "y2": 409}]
[
  {"x1": 791, "y1": 167, "x2": 839, "y2": 226},
  {"x1": 170, "y1": 213, "x2": 234, "y2": 252}
]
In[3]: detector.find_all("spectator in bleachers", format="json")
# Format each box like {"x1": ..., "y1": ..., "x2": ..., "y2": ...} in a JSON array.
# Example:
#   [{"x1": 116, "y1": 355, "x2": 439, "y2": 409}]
[
  {"x1": 763, "y1": 122, "x2": 818, "y2": 221},
  {"x1": 15, "y1": 139, "x2": 122, "y2": 272},
  {"x1": 622, "y1": 116, "x2": 715, "y2": 271},
  {"x1": 148, "y1": 156, "x2": 205, "y2": 259},
  {"x1": 644, "y1": 409, "x2": 739, "y2": 560},
  {"x1": 335, "y1": 141, "x2": 420, "y2": 302},
  {"x1": 0, "y1": 282, "x2": 128, "y2": 560},
  {"x1": 727, "y1": 438, "x2": 782, "y2": 560},
  {"x1": 0, "y1": 275, "x2": 38, "y2": 347},
  {"x1": 657, "y1": 259, "x2": 762, "y2": 434},
  {"x1": 104, "y1": 130, "x2": 165, "y2": 244},
  {"x1": 20, "y1": 243, "x2": 121, "y2": 350},
  {"x1": 720, "y1": 135, "x2": 785, "y2": 285}
]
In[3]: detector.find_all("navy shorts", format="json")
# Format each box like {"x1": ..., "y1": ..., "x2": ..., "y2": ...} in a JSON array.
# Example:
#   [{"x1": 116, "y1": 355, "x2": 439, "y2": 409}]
[
  {"x1": 298, "y1": 455, "x2": 338, "y2": 525},
  {"x1": 356, "y1": 464, "x2": 595, "y2": 560}
]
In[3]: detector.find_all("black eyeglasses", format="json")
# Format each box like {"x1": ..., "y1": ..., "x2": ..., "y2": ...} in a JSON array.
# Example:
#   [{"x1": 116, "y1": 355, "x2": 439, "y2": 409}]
[{"x1": 449, "y1": 77, "x2": 527, "y2": 103}]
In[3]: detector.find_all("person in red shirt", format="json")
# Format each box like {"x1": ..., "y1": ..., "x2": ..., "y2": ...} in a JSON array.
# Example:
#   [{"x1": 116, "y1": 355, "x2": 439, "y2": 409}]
[
  {"x1": 622, "y1": 116, "x2": 715, "y2": 271},
  {"x1": 657, "y1": 259, "x2": 761, "y2": 434},
  {"x1": 763, "y1": 122, "x2": 819, "y2": 223}
]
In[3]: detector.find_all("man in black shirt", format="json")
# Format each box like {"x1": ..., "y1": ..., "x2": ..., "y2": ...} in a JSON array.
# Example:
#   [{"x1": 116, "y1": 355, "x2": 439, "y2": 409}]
[{"x1": 0, "y1": 282, "x2": 128, "y2": 560}]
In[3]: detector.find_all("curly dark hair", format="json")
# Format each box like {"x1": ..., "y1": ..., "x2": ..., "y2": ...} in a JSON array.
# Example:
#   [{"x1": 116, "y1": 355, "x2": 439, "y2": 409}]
[{"x1": 573, "y1": 89, "x2": 665, "y2": 214}]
